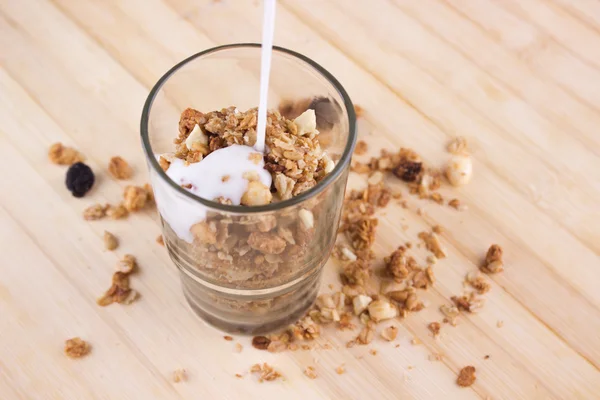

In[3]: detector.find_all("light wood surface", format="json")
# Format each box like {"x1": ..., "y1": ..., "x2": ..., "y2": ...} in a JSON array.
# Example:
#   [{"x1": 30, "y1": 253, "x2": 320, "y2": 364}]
[{"x1": 1, "y1": 0, "x2": 599, "y2": 399}]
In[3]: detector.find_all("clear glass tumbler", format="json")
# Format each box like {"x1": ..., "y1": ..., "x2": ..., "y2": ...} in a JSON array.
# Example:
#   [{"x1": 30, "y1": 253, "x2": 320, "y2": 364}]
[{"x1": 141, "y1": 44, "x2": 356, "y2": 334}]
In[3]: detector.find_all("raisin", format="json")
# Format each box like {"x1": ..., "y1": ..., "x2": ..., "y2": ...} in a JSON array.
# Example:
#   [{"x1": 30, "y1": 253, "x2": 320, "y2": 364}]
[
  {"x1": 66, "y1": 162, "x2": 95, "y2": 197},
  {"x1": 393, "y1": 160, "x2": 422, "y2": 182},
  {"x1": 252, "y1": 336, "x2": 271, "y2": 350}
]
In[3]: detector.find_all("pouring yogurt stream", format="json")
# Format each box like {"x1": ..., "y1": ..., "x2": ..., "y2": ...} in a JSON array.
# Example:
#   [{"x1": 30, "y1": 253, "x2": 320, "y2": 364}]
[{"x1": 153, "y1": 0, "x2": 324, "y2": 243}]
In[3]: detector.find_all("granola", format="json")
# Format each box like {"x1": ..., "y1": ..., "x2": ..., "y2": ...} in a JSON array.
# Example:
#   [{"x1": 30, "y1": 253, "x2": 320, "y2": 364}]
[
  {"x1": 108, "y1": 156, "x2": 133, "y2": 180},
  {"x1": 103, "y1": 231, "x2": 118, "y2": 251},
  {"x1": 250, "y1": 363, "x2": 283, "y2": 383},
  {"x1": 64, "y1": 337, "x2": 91, "y2": 358},
  {"x1": 481, "y1": 244, "x2": 504, "y2": 274},
  {"x1": 457, "y1": 366, "x2": 476, "y2": 387},
  {"x1": 49, "y1": 143, "x2": 84, "y2": 165},
  {"x1": 465, "y1": 271, "x2": 491, "y2": 294}
]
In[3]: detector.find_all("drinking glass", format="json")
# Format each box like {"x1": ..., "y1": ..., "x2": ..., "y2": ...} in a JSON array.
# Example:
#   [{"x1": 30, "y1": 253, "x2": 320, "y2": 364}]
[{"x1": 141, "y1": 44, "x2": 356, "y2": 334}]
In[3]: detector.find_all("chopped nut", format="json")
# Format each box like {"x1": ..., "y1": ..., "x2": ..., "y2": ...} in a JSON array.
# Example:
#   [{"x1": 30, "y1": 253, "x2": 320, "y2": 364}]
[
  {"x1": 428, "y1": 353, "x2": 443, "y2": 362},
  {"x1": 304, "y1": 366, "x2": 317, "y2": 380},
  {"x1": 250, "y1": 363, "x2": 283, "y2": 382},
  {"x1": 353, "y1": 295, "x2": 373, "y2": 315},
  {"x1": 481, "y1": 244, "x2": 504, "y2": 274},
  {"x1": 465, "y1": 271, "x2": 491, "y2": 294},
  {"x1": 418, "y1": 231, "x2": 447, "y2": 259},
  {"x1": 83, "y1": 204, "x2": 107, "y2": 220},
  {"x1": 103, "y1": 231, "x2": 118, "y2": 251},
  {"x1": 106, "y1": 203, "x2": 128, "y2": 219},
  {"x1": 367, "y1": 171, "x2": 384, "y2": 186},
  {"x1": 294, "y1": 109, "x2": 317, "y2": 136},
  {"x1": 64, "y1": 337, "x2": 91, "y2": 358},
  {"x1": 356, "y1": 325, "x2": 375, "y2": 345},
  {"x1": 172, "y1": 369, "x2": 187, "y2": 383},
  {"x1": 428, "y1": 322, "x2": 441, "y2": 337},
  {"x1": 123, "y1": 186, "x2": 148, "y2": 211},
  {"x1": 446, "y1": 155, "x2": 472, "y2": 187},
  {"x1": 354, "y1": 140, "x2": 368, "y2": 155},
  {"x1": 368, "y1": 300, "x2": 398, "y2": 322},
  {"x1": 234, "y1": 343, "x2": 243, "y2": 353},
  {"x1": 49, "y1": 143, "x2": 84, "y2": 165},
  {"x1": 457, "y1": 366, "x2": 476, "y2": 387},
  {"x1": 381, "y1": 325, "x2": 399, "y2": 341},
  {"x1": 156, "y1": 235, "x2": 164, "y2": 246},
  {"x1": 185, "y1": 124, "x2": 209, "y2": 151},
  {"x1": 452, "y1": 293, "x2": 485, "y2": 313},
  {"x1": 251, "y1": 336, "x2": 271, "y2": 350},
  {"x1": 159, "y1": 155, "x2": 171, "y2": 171},
  {"x1": 241, "y1": 181, "x2": 272, "y2": 206},
  {"x1": 117, "y1": 254, "x2": 137, "y2": 274},
  {"x1": 108, "y1": 156, "x2": 133, "y2": 180},
  {"x1": 411, "y1": 338, "x2": 421, "y2": 345},
  {"x1": 298, "y1": 209, "x2": 314, "y2": 230},
  {"x1": 447, "y1": 136, "x2": 468, "y2": 155},
  {"x1": 247, "y1": 232, "x2": 286, "y2": 255},
  {"x1": 440, "y1": 304, "x2": 460, "y2": 325}
]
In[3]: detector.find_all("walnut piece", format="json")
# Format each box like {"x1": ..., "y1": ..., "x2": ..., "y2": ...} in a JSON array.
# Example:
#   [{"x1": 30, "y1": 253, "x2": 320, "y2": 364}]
[
  {"x1": 465, "y1": 271, "x2": 491, "y2": 294},
  {"x1": 106, "y1": 203, "x2": 128, "y2": 219},
  {"x1": 250, "y1": 363, "x2": 283, "y2": 383},
  {"x1": 123, "y1": 186, "x2": 148, "y2": 212},
  {"x1": 108, "y1": 156, "x2": 133, "y2": 180},
  {"x1": 64, "y1": 337, "x2": 91, "y2": 358},
  {"x1": 457, "y1": 366, "x2": 476, "y2": 387},
  {"x1": 49, "y1": 143, "x2": 84, "y2": 165},
  {"x1": 83, "y1": 204, "x2": 107, "y2": 221},
  {"x1": 103, "y1": 231, "x2": 118, "y2": 251},
  {"x1": 418, "y1": 231, "x2": 447, "y2": 259},
  {"x1": 481, "y1": 244, "x2": 504, "y2": 274}
]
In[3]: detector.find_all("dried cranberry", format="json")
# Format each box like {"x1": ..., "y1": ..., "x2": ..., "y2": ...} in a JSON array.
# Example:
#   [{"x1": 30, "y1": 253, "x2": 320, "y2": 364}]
[
  {"x1": 393, "y1": 160, "x2": 422, "y2": 182},
  {"x1": 66, "y1": 162, "x2": 95, "y2": 198}
]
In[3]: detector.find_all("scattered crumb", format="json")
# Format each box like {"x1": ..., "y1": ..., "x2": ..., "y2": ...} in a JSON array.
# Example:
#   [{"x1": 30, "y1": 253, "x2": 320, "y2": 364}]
[
  {"x1": 157, "y1": 235, "x2": 164, "y2": 246},
  {"x1": 452, "y1": 293, "x2": 485, "y2": 313},
  {"x1": 369, "y1": 349, "x2": 378, "y2": 356},
  {"x1": 49, "y1": 143, "x2": 84, "y2": 165},
  {"x1": 447, "y1": 136, "x2": 468, "y2": 155},
  {"x1": 428, "y1": 353, "x2": 443, "y2": 362},
  {"x1": 224, "y1": 335, "x2": 233, "y2": 341},
  {"x1": 432, "y1": 225, "x2": 443, "y2": 234},
  {"x1": 457, "y1": 366, "x2": 476, "y2": 387},
  {"x1": 395, "y1": 344, "x2": 400, "y2": 348},
  {"x1": 250, "y1": 363, "x2": 283, "y2": 382},
  {"x1": 411, "y1": 338, "x2": 421, "y2": 345},
  {"x1": 106, "y1": 203, "x2": 128, "y2": 220},
  {"x1": 448, "y1": 198, "x2": 462, "y2": 210},
  {"x1": 354, "y1": 104, "x2": 364, "y2": 118},
  {"x1": 328, "y1": 283, "x2": 334, "y2": 290},
  {"x1": 123, "y1": 185, "x2": 148, "y2": 212},
  {"x1": 440, "y1": 304, "x2": 460, "y2": 326},
  {"x1": 64, "y1": 337, "x2": 91, "y2": 358},
  {"x1": 428, "y1": 322, "x2": 441, "y2": 337},
  {"x1": 484, "y1": 355, "x2": 490, "y2": 360},
  {"x1": 381, "y1": 325, "x2": 398, "y2": 342},
  {"x1": 354, "y1": 140, "x2": 368, "y2": 155},
  {"x1": 235, "y1": 373, "x2": 243, "y2": 378},
  {"x1": 172, "y1": 369, "x2": 187, "y2": 383},
  {"x1": 108, "y1": 156, "x2": 133, "y2": 180},
  {"x1": 304, "y1": 366, "x2": 318, "y2": 379},
  {"x1": 465, "y1": 271, "x2": 491, "y2": 294},
  {"x1": 481, "y1": 244, "x2": 504, "y2": 274},
  {"x1": 252, "y1": 336, "x2": 271, "y2": 350},
  {"x1": 418, "y1": 231, "x2": 447, "y2": 259},
  {"x1": 497, "y1": 320, "x2": 504, "y2": 328},
  {"x1": 234, "y1": 343, "x2": 243, "y2": 353},
  {"x1": 103, "y1": 231, "x2": 118, "y2": 251},
  {"x1": 116, "y1": 254, "x2": 137, "y2": 274}
]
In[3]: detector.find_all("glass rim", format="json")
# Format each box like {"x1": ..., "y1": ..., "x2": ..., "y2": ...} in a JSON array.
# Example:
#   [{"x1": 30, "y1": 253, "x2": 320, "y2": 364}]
[{"x1": 140, "y1": 43, "x2": 357, "y2": 214}]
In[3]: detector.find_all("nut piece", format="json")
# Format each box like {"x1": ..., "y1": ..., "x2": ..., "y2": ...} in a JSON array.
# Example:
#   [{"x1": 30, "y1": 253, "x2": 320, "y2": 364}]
[
  {"x1": 123, "y1": 186, "x2": 147, "y2": 211},
  {"x1": 353, "y1": 295, "x2": 373, "y2": 315},
  {"x1": 117, "y1": 254, "x2": 136, "y2": 274},
  {"x1": 294, "y1": 109, "x2": 317, "y2": 136},
  {"x1": 381, "y1": 325, "x2": 399, "y2": 341},
  {"x1": 457, "y1": 366, "x2": 476, "y2": 387},
  {"x1": 440, "y1": 304, "x2": 460, "y2": 325},
  {"x1": 108, "y1": 156, "x2": 133, "y2": 180},
  {"x1": 103, "y1": 231, "x2": 118, "y2": 251},
  {"x1": 481, "y1": 244, "x2": 504, "y2": 274},
  {"x1": 428, "y1": 322, "x2": 441, "y2": 337},
  {"x1": 419, "y1": 231, "x2": 447, "y2": 259},
  {"x1": 465, "y1": 271, "x2": 491, "y2": 294},
  {"x1": 250, "y1": 363, "x2": 283, "y2": 383},
  {"x1": 64, "y1": 337, "x2": 91, "y2": 358},
  {"x1": 304, "y1": 366, "x2": 318, "y2": 380},
  {"x1": 247, "y1": 232, "x2": 286, "y2": 255},
  {"x1": 83, "y1": 204, "x2": 107, "y2": 220},
  {"x1": 240, "y1": 181, "x2": 272, "y2": 206},
  {"x1": 355, "y1": 140, "x2": 368, "y2": 155},
  {"x1": 298, "y1": 209, "x2": 314, "y2": 230},
  {"x1": 446, "y1": 155, "x2": 473, "y2": 186},
  {"x1": 106, "y1": 203, "x2": 128, "y2": 219},
  {"x1": 368, "y1": 300, "x2": 398, "y2": 322},
  {"x1": 252, "y1": 336, "x2": 271, "y2": 350},
  {"x1": 185, "y1": 124, "x2": 209, "y2": 150},
  {"x1": 172, "y1": 369, "x2": 187, "y2": 383},
  {"x1": 49, "y1": 143, "x2": 84, "y2": 165}
]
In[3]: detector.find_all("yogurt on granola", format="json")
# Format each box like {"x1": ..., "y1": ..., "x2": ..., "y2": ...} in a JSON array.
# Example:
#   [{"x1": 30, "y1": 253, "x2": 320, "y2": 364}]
[{"x1": 153, "y1": 144, "x2": 272, "y2": 243}]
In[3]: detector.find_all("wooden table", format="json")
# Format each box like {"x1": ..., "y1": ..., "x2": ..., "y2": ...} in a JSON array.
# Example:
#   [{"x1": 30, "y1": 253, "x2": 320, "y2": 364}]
[{"x1": 1, "y1": 0, "x2": 599, "y2": 399}]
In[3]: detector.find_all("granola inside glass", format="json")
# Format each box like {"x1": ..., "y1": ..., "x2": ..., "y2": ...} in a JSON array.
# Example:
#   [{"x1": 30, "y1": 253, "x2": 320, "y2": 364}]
[{"x1": 141, "y1": 45, "x2": 356, "y2": 334}]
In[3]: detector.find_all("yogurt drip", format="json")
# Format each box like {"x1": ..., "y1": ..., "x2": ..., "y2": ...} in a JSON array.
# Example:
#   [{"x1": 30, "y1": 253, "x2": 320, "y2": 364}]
[{"x1": 153, "y1": 145, "x2": 272, "y2": 243}]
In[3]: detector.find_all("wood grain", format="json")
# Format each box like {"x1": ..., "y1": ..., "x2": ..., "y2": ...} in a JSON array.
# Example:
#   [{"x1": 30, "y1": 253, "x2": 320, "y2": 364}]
[{"x1": 0, "y1": 0, "x2": 599, "y2": 399}]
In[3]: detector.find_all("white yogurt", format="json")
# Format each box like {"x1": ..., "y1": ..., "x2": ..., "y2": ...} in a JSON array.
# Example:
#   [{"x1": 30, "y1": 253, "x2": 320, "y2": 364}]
[{"x1": 153, "y1": 145, "x2": 272, "y2": 243}]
